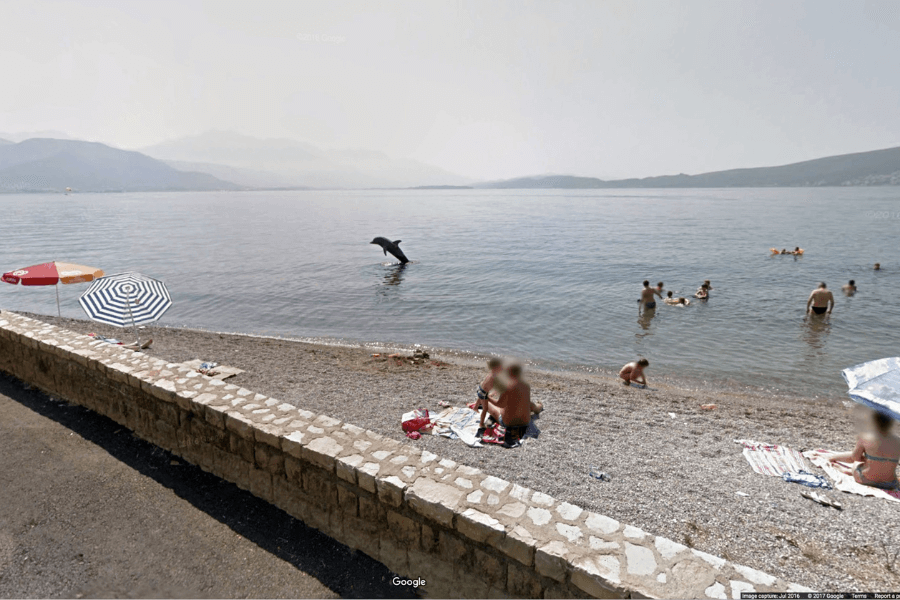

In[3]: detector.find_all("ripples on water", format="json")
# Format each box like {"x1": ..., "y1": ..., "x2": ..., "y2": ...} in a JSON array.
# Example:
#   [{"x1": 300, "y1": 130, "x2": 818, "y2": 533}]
[{"x1": 1, "y1": 188, "x2": 898, "y2": 398}]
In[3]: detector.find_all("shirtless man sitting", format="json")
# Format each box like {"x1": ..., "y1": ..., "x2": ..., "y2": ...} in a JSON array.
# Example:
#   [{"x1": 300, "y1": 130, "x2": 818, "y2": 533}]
[
  {"x1": 479, "y1": 364, "x2": 532, "y2": 444},
  {"x1": 807, "y1": 282, "x2": 834, "y2": 315},
  {"x1": 640, "y1": 280, "x2": 662, "y2": 311}
]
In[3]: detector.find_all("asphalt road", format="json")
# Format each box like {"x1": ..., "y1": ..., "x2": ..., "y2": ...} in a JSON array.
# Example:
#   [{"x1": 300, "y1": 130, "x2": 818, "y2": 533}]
[{"x1": 0, "y1": 372, "x2": 414, "y2": 599}]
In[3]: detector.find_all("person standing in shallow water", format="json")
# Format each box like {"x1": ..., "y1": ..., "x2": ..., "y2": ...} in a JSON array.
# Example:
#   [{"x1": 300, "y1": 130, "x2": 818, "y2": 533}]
[
  {"x1": 842, "y1": 280, "x2": 857, "y2": 296},
  {"x1": 807, "y1": 282, "x2": 834, "y2": 315},
  {"x1": 639, "y1": 280, "x2": 661, "y2": 313}
]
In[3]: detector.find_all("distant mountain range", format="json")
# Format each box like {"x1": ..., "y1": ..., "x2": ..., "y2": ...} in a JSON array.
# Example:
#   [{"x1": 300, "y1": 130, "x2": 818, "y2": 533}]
[
  {"x1": 0, "y1": 138, "x2": 239, "y2": 192},
  {"x1": 477, "y1": 146, "x2": 900, "y2": 188},
  {"x1": 0, "y1": 130, "x2": 897, "y2": 193},
  {"x1": 138, "y1": 130, "x2": 472, "y2": 189}
]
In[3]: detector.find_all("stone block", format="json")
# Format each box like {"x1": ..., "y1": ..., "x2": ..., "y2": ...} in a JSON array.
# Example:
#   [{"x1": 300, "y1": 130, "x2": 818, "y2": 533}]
[
  {"x1": 358, "y1": 494, "x2": 385, "y2": 525},
  {"x1": 421, "y1": 522, "x2": 438, "y2": 552},
  {"x1": 336, "y1": 454, "x2": 363, "y2": 484},
  {"x1": 498, "y1": 525, "x2": 536, "y2": 566},
  {"x1": 224, "y1": 410, "x2": 255, "y2": 439},
  {"x1": 204, "y1": 403, "x2": 230, "y2": 429},
  {"x1": 301, "y1": 436, "x2": 343, "y2": 471},
  {"x1": 336, "y1": 485, "x2": 358, "y2": 516},
  {"x1": 571, "y1": 555, "x2": 625, "y2": 598},
  {"x1": 281, "y1": 430, "x2": 307, "y2": 459},
  {"x1": 228, "y1": 432, "x2": 256, "y2": 463},
  {"x1": 249, "y1": 467, "x2": 273, "y2": 502},
  {"x1": 406, "y1": 477, "x2": 465, "y2": 528},
  {"x1": 438, "y1": 531, "x2": 467, "y2": 565},
  {"x1": 357, "y1": 461, "x2": 380, "y2": 493},
  {"x1": 457, "y1": 508, "x2": 505, "y2": 545},
  {"x1": 473, "y1": 547, "x2": 507, "y2": 586},
  {"x1": 284, "y1": 455, "x2": 303, "y2": 485},
  {"x1": 376, "y1": 475, "x2": 407, "y2": 508},
  {"x1": 386, "y1": 510, "x2": 420, "y2": 546},
  {"x1": 507, "y1": 562, "x2": 544, "y2": 598},
  {"x1": 535, "y1": 540, "x2": 568, "y2": 582},
  {"x1": 303, "y1": 468, "x2": 337, "y2": 510},
  {"x1": 342, "y1": 516, "x2": 380, "y2": 559},
  {"x1": 254, "y1": 423, "x2": 283, "y2": 448},
  {"x1": 255, "y1": 444, "x2": 285, "y2": 477}
]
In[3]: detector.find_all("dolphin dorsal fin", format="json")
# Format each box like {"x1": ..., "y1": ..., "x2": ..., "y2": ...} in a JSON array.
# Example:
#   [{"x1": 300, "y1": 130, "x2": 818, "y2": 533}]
[{"x1": 393, "y1": 240, "x2": 402, "y2": 245}]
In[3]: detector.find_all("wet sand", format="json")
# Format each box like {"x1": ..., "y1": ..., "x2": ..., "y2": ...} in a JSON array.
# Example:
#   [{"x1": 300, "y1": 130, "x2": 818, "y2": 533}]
[{"x1": 17, "y1": 312, "x2": 900, "y2": 592}]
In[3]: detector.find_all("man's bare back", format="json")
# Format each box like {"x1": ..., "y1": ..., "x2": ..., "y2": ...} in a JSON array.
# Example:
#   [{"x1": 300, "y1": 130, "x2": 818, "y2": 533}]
[{"x1": 807, "y1": 283, "x2": 834, "y2": 315}]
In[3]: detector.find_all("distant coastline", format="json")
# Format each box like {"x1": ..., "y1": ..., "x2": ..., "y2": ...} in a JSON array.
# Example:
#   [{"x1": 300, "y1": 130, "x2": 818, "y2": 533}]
[{"x1": 1, "y1": 136, "x2": 898, "y2": 193}]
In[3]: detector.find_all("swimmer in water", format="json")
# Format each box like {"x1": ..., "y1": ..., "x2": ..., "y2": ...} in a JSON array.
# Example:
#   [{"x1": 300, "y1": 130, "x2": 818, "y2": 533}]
[
  {"x1": 639, "y1": 280, "x2": 662, "y2": 312},
  {"x1": 807, "y1": 282, "x2": 834, "y2": 316},
  {"x1": 842, "y1": 280, "x2": 857, "y2": 296}
]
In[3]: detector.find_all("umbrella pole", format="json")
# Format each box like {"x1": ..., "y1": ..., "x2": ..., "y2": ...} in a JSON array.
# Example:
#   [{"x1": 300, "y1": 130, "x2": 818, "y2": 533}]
[
  {"x1": 55, "y1": 284, "x2": 61, "y2": 317},
  {"x1": 126, "y1": 288, "x2": 139, "y2": 346}
]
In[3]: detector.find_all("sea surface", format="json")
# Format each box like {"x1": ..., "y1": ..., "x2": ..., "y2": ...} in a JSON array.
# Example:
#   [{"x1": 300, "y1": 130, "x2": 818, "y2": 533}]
[{"x1": 1, "y1": 188, "x2": 898, "y2": 399}]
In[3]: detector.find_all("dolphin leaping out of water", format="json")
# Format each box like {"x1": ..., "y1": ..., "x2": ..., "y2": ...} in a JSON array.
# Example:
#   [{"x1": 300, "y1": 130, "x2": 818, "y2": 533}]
[{"x1": 370, "y1": 237, "x2": 409, "y2": 264}]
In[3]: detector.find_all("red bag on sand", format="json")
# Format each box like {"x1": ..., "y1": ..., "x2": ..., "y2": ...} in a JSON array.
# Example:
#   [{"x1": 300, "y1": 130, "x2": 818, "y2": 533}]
[{"x1": 402, "y1": 409, "x2": 431, "y2": 435}]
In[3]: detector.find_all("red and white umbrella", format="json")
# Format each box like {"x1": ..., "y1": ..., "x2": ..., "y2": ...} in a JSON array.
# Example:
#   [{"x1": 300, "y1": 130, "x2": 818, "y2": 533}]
[{"x1": 2, "y1": 261, "x2": 105, "y2": 316}]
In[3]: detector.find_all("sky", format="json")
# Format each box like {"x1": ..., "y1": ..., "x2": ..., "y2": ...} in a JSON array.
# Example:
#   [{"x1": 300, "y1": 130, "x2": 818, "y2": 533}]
[{"x1": 1, "y1": 0, "x2": 898, "y2": 180}]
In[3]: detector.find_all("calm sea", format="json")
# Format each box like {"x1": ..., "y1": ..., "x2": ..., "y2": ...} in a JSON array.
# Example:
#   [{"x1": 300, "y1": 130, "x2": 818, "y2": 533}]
[{"x1": 1, "y1": 188, "x2": 898, "y2": 398}]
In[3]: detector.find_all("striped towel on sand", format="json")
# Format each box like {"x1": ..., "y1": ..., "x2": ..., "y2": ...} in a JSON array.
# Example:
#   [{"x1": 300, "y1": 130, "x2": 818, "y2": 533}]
[
  {"x1": 734, "y1": 439, "x2": 808, "y2": 476},
  {"x1": 805, "y1": 450, "x2": 900, "y2": 502}
]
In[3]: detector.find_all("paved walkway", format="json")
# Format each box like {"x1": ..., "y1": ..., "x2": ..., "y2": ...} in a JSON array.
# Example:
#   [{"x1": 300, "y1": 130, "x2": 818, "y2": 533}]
[{"x1": 0, "y1": 372, "x2": 410, "y2": 599}]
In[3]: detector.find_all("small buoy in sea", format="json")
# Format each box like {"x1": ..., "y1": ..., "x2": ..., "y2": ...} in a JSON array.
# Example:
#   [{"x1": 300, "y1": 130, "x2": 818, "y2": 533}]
[
  {"x1": 372, "y1": 353, "x2": 381, "y2": 357},
  {"x1": 700, "y1": 404, "x2": 717, "y2": 410}
]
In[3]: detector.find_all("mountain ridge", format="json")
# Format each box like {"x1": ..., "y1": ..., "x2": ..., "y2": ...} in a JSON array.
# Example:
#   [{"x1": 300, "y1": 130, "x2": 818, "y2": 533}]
[
  {"x1": 138, "y1": 130, "x2": 472, "y2": 189},
  {"x1": 476, "y1": 145, "x2": 900, "y2": 189},
  {"x1": 0, "y1": 138, "x2": 241, "y2": 192}
]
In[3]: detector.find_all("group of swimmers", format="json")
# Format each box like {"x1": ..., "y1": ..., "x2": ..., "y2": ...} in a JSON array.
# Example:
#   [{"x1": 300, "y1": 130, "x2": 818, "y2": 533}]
[
  {"x1": 771, "y1": 246, "x2": 805, "y2": 255},
  {"x1": 639, "y1": 280, "x2": 712, "y2": 312},
  {"x1": 806, "y1": 263, "x2": 882, "y2": 315}
]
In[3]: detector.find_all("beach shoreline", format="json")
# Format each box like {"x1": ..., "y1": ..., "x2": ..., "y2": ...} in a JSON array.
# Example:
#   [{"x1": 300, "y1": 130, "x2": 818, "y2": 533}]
[{"x1": 10, "y1": 311, "x2": 900, "y2": 592}]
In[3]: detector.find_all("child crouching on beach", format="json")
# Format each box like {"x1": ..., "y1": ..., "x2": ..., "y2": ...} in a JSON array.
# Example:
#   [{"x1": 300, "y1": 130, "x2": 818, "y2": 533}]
[{"x1": 619, "y1": 358, "x2": 649, "y2": 387}]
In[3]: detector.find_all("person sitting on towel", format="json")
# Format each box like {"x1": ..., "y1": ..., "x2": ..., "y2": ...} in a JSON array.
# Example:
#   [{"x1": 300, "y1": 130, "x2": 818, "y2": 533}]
[
  {"x1": 828, "y1": 410, "x2": 900, "y2": 491},
  {"x1": 474, "y1": 358, "x2": 503, "y2": 410},
  {"x1": 479, "y1": 363, "x2": 531, "y2": 443}
]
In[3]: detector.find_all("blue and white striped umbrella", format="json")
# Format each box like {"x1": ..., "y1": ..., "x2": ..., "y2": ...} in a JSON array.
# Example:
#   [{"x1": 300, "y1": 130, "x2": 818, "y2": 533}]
[{"x1": 78, "y1": 272, "x2": 172, "y2": 328}]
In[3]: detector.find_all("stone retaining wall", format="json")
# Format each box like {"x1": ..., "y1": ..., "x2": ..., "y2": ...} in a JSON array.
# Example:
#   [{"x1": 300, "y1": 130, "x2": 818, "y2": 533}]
[{"x1": 0, "y1": 312, "x2": 811, "y2": 599}]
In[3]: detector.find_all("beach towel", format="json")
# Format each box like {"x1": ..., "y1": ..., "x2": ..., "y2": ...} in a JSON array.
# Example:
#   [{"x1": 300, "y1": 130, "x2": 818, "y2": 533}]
[
  {"x1": 735, "y1": 439, "x2": 807, "y2": 476},
  {"x1": 181, "y1": 359, "x2": 245, "y2": 380},
  {"x1": 804, "y1": 450, "x2": 900, "y2": 502},
  {"x1": 431, "y1": 407, "x2": 483, "y2": 447}
]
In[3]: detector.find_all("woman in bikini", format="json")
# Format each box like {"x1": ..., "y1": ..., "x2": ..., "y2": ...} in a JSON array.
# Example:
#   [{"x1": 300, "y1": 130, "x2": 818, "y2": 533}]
[{"x1": 828, "y1": 410, "x2": 900, "y2": 490}]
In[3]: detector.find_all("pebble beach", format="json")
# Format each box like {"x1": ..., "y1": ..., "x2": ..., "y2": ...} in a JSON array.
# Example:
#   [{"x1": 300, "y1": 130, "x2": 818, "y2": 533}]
[{"x1": 20, "y1": 312, "x2": 900, "y2": 592}]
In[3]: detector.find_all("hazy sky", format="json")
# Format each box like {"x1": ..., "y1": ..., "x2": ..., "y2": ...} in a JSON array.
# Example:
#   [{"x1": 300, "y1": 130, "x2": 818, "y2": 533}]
[{"x1": 1, "y1": 0, "x2": 898, "y2": 179}]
